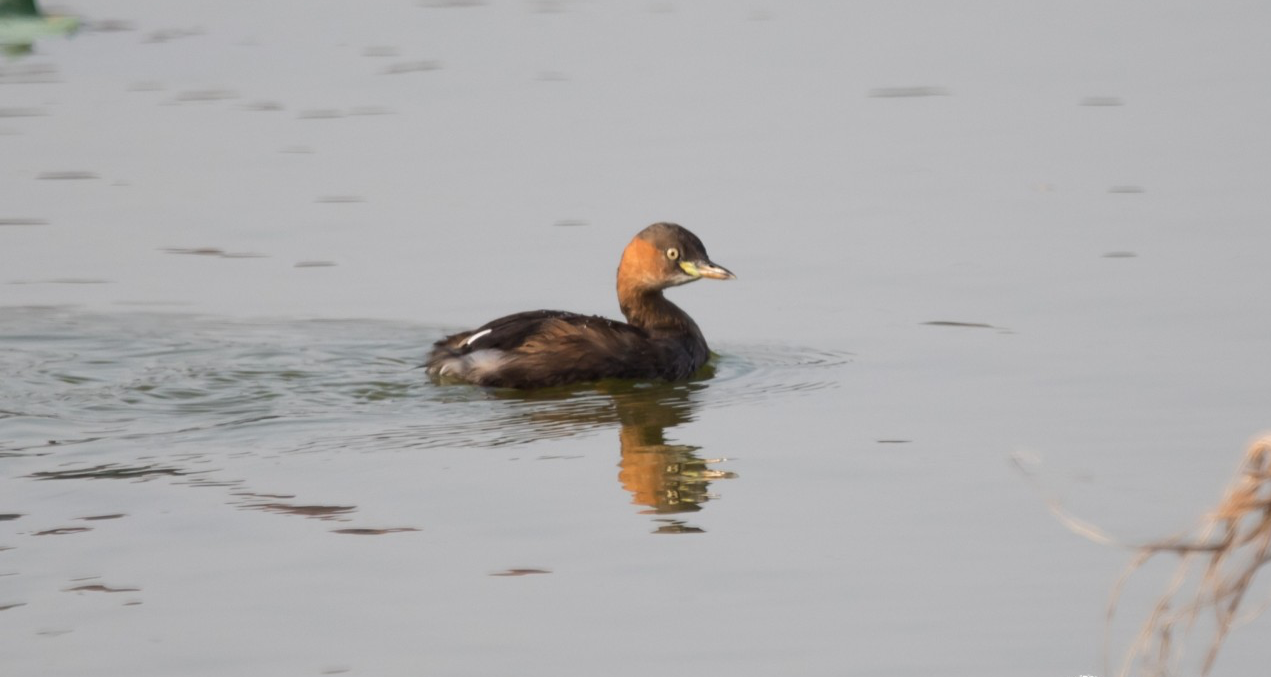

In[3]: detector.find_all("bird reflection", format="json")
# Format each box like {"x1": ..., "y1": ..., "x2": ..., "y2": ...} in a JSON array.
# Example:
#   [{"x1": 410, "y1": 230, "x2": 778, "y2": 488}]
[
  {"x1": 493, "y1": 372, "x2": 736, "y2": 532},
  {"x1": 613, "y1": 386, "x2": 735, "y2": 517}
]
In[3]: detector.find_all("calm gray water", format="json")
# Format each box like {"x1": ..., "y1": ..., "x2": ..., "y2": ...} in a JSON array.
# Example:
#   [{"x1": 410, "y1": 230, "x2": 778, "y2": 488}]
[{"x1": 4, "y1": 1, "x2": 1271, "y2": 675}]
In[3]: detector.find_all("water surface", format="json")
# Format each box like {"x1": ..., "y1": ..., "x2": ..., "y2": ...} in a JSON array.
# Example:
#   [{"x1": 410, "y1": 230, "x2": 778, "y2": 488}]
[{"x1": 4, "y1": 1, "x2": 1271, "y2": 675}]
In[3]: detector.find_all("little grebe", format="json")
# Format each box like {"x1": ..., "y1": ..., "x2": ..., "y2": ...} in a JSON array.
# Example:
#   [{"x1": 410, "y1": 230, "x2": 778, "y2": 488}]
[{"x1": 426, "y1": 222, "x2": 735, "y2": 389}]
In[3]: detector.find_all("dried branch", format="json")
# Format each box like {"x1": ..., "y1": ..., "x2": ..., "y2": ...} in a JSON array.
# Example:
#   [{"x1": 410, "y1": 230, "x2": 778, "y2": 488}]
[{"x1": 1015, "y1": 435, "x2": 1271, "y2": 677}]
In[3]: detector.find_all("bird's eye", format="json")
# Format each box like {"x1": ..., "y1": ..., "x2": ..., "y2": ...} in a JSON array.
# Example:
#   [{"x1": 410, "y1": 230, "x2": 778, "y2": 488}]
[{"x1": 666, "y1": 247, "x2": 679, "y2": 260}]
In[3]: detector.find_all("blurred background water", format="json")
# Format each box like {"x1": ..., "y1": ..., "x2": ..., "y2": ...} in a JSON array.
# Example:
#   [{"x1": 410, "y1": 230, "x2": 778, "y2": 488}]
[{"x1": 3, "y1": 1, "x2": 1271, "y2": 675}]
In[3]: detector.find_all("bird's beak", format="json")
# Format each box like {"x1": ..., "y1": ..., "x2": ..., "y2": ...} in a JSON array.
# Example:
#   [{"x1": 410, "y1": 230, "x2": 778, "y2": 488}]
[{"x1": 680, "y1": 259, "x2": 736, "y2": 280}]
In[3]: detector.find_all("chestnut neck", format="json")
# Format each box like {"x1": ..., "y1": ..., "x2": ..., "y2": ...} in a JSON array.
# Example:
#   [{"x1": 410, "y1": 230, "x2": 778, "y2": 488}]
[{"x1": 617, "y1": 282, "x2": 701, "y2": 339}]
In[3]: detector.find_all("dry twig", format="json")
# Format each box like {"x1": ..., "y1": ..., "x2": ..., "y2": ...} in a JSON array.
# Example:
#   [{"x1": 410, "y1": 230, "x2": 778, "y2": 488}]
[{"x1": 1014, "y1": 435, "x2": 1271, "y2": 677}]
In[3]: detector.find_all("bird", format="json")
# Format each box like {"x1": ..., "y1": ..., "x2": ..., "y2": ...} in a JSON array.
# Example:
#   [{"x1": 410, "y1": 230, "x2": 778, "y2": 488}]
[{"x1": 426, "y1": 222, "x2": 735, "y2": 389}]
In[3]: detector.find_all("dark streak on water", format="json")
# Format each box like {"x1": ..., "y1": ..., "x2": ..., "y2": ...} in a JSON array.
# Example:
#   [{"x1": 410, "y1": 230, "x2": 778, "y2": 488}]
[
  {"x1": 63, "y1": 584, "x2": 141, "y2": 593},
  {"x1": 921, "y1": 320, "x2": 995, "y2": 329},
  {"x1": 32, "y1": 527, "x2": 92, "y2": 536}
]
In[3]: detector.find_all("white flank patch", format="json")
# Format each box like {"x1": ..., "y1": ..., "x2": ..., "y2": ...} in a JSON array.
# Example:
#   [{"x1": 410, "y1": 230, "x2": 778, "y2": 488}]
[
  {"x1": 432, "y1": 348, "x2": 509, "y2": 382},
  {"x1": 463, "y1": 328, "x2": 493, "y2": 347},
  {"x1": 462, "y1": 349, "x2": 510, "y2": 377}
]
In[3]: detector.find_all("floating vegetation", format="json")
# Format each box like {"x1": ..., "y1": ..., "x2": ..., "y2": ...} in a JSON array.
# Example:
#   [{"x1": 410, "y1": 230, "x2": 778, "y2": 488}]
[
  {"x1": 0, "y1": 0, "x2": 79, "y2": 56},
  {"x1": 1016, "y1": 435, "x2": 1271, "y2": 677}
]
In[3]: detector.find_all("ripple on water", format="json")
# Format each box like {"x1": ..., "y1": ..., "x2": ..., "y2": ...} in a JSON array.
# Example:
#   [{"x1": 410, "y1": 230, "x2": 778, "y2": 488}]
[
  {"x1": 298, "y1": 342, "x2": 852, "y2": 454},
  {"x1": 0, "y1": 309, "x2": 851, "y2": 461},
  {"x1": 706, "y1": 342, "x2": 852, "y2": 404}
]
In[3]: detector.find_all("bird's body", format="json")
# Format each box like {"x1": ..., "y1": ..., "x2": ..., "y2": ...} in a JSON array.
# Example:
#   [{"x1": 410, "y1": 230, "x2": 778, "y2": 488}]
[{"x1": 426, "y1": 223, "x2": 734, "y2": 389}]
